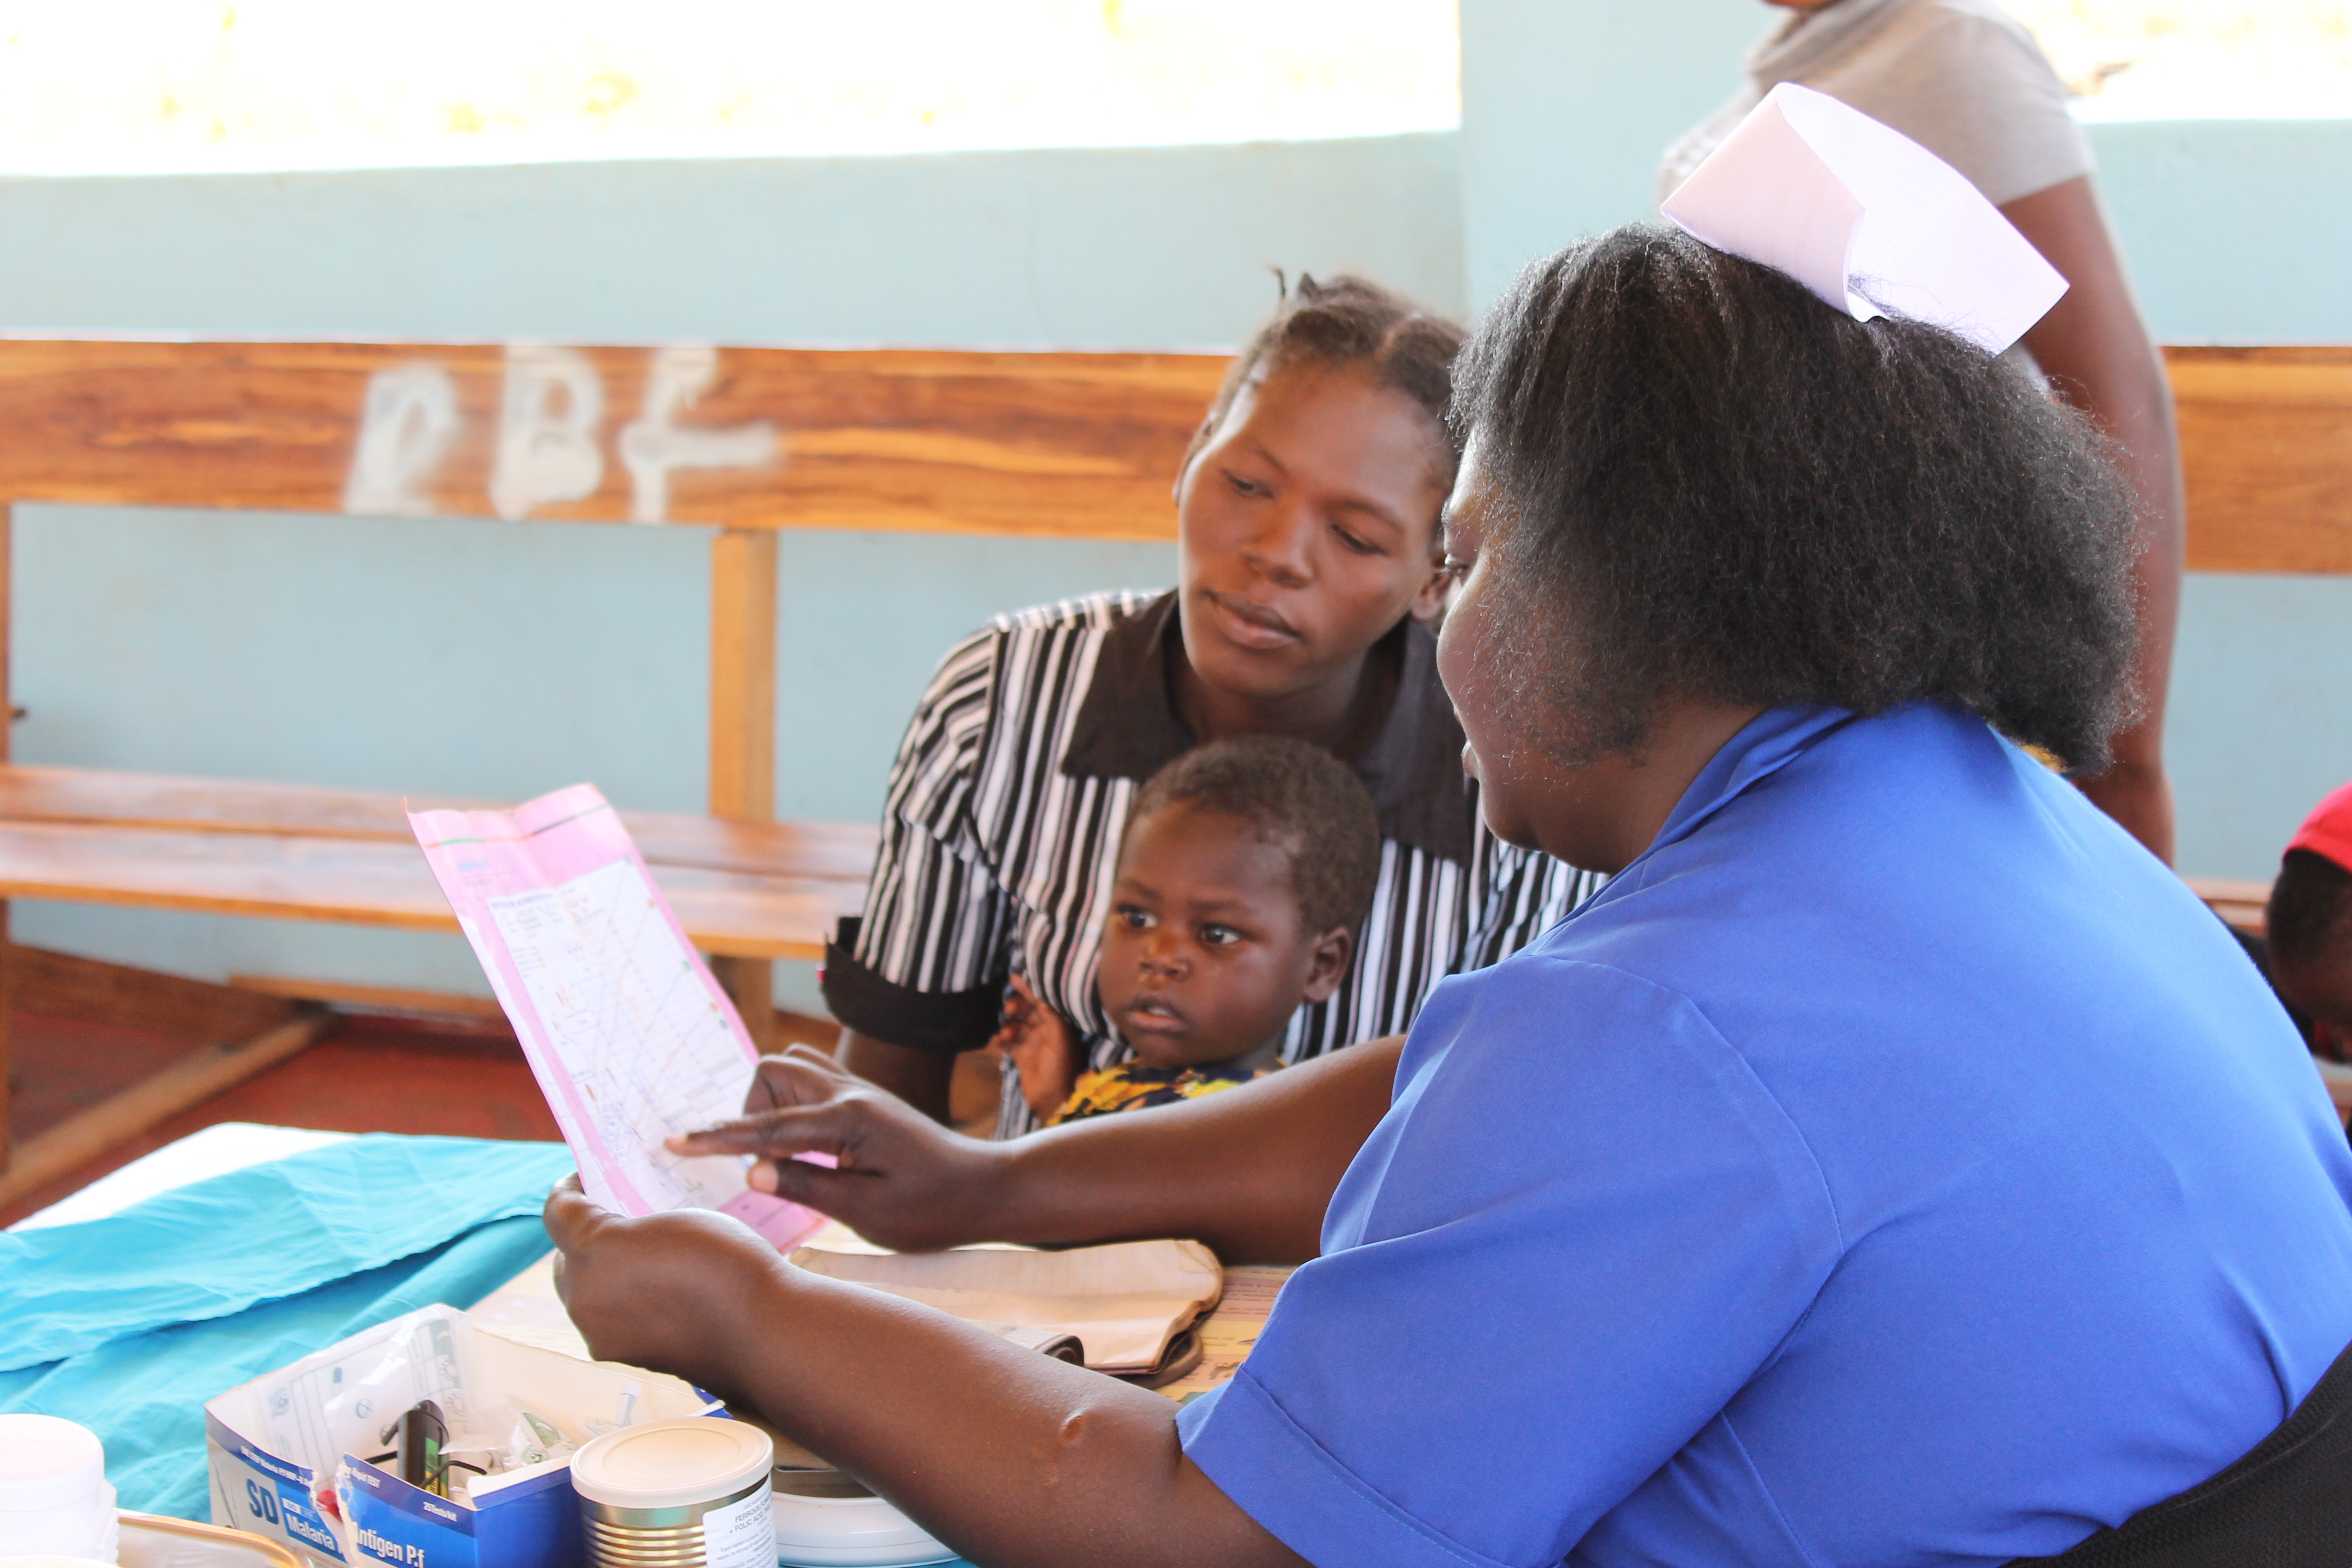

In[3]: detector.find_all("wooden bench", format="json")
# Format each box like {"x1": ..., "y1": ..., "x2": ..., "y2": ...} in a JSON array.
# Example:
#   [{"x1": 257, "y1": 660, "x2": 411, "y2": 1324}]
[
  {"x1": 0, "y1": 338, "x2": 2339, "y2": 1200},
  {"x1": 0, "y1": 336, "x2": 1230, "y2": 1201}
]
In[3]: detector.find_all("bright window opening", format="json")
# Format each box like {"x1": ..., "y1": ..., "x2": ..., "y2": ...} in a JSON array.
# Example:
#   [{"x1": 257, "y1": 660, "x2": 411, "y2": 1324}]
[
  {"x1": 2010, "y1": 1, "x2": 2352, "y2": 119},
  {"x1": 0, "y1": 0, "x2": 1461, "y2": 176}
]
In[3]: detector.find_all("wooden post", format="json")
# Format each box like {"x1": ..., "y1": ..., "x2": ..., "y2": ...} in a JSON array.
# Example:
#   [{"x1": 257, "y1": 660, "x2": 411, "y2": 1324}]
[{"x1": 708, "y1": 527, "x2": 778, "y2": 1052}]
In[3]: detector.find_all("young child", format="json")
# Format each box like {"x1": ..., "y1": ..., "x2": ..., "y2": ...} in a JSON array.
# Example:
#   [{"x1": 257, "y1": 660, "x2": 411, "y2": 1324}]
[
  {"x1": 992, "y1": 735, "x2": 1381, "y2": 1126},
  {"x1": 2268, "y1": 780, "x2": 2352, "y2": 1061}
]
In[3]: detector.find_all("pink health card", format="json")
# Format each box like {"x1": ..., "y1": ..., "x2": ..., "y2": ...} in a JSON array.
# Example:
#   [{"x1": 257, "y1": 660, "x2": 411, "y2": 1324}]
[{"x1": 408, "y1": 783, "x2": 824, "y2": 1249}]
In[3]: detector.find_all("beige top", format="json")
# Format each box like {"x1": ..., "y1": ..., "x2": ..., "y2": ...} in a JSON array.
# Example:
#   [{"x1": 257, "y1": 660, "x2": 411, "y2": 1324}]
[{"x1": 1659, "y1": 0, "x2": 2094, "y2": 209}]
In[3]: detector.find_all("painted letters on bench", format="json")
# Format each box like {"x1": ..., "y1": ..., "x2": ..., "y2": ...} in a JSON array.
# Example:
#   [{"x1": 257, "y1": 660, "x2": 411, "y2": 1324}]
[
  {"x1": 619, "y1": 346, "x2": 778, "y2": 525},
  {"x1": 489, "y1": 345, "x2": 606, "y2": 521},
  {"x1": 346, "y1": 344, "x2": 777, "y2": 525},
  {"x1": 342, "y1": 363, "x2": 459, "y2": 517}
]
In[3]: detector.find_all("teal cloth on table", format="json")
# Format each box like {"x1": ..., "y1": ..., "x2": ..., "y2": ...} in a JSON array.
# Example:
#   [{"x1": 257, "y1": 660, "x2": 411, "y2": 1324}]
[{"x1": 0, "y1": 1135, "x2": 573, "y2": 1520}]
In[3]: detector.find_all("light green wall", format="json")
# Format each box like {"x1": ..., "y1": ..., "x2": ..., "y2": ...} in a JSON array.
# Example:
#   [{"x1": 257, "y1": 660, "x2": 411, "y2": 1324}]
[
  {"x1": 3, "y1": 135, "x2": 1466, "y2": 341},
  {"x1": 1459, "y1": 0, "x2": 1760, "y2": 308},
  {"x1": 1457, "y1": 0, "x2": 2352, "y2": 882}
]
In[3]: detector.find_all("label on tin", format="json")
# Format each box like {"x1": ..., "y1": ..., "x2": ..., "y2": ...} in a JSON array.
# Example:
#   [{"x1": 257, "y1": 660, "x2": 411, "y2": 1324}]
[{"x1": 702, "y1": 1481, "x2": 776, "y2": 1568}]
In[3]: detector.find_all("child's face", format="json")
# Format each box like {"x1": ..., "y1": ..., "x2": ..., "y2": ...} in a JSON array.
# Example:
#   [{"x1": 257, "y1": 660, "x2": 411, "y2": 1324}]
[
  {"x1": 1096, "y1": 802, "x2": 1352, "y2": 1071},
  {"x1": 2277, "y1": 946, "x2": 2352, "y2": 1057}
]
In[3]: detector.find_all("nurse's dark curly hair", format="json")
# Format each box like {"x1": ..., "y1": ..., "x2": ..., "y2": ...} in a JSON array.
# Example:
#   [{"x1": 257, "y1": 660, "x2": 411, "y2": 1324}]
[
  {"x1": 1129, "y1": 735, "x2": 1382, "y2": 937},
  {"x1": 1188, "y1": 274, "x2": 1468, "y2": 485},
  {"x1": 1450, "y1": 225, "x2": 2140, "y2": 771}
]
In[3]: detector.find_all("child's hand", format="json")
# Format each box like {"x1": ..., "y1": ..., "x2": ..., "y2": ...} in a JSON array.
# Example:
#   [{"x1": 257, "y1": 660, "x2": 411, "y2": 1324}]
[{"x1": 989, "y1": 973, "x2": 1079, "y2": 1119}]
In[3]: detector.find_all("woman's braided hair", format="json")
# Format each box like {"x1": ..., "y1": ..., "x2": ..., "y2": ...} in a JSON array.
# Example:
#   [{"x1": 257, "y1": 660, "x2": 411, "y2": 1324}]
[{"x1": 1188, "y1": 274, "x2": 1468, "y2": 484}]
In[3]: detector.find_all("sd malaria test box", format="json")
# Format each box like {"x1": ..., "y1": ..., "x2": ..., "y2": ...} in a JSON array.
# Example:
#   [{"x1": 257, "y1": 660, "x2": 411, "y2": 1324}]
[{"x1": 204, "y1": 1303, "x2": 721, "y2": 1568}]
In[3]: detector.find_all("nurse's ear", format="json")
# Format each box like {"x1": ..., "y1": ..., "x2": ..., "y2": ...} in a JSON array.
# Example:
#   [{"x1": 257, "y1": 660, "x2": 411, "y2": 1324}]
[{"x1": 1407, "y1": 531, "x2": 1453, "y2": 625}]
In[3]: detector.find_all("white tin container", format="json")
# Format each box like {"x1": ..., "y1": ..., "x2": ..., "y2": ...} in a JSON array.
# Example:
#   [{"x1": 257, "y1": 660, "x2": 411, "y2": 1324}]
[
  {"x1": 0, "y1": 1415, "x2": 118, "y2": 1562},
  {"x1": 573, "y1": 1420, "x2": 774, "y2": 1568}
]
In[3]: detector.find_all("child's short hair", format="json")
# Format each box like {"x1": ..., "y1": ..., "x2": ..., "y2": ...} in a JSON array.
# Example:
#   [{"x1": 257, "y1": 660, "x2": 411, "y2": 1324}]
[
  {"x1": 2269, "y1": 849, "x2": 2352, "y2": 971},
  {"x1": 1130, "y1": 736, "x2": 1382, "y2": 935}
]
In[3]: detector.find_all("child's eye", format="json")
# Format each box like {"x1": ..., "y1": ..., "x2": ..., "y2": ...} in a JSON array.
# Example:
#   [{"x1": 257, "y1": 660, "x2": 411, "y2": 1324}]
[
  {"x1": 1117, "y1": 906, "x2": 1154, "y2": 931},
  {"x1": 1199, "y1": 923, "x2": 1243, "y2": 947},
  {"x1": 1331, "y1": 523, "x2": 1382, "y2": 557},
  {"x1": 1223, "y1": 469, "x2": 1270, "y2": 499}
]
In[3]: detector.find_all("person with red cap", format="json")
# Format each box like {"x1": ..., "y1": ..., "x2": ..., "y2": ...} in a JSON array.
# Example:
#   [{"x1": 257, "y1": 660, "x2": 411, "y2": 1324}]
[{"x1": 2269, "y1": 781, "x2": 2352, "y2": 1060}]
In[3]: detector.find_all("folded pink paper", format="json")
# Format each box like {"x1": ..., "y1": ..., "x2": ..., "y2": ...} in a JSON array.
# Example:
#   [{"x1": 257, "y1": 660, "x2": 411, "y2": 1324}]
[{"x1": 410, "y1": 782, "x2": 824, "y2": 1249}]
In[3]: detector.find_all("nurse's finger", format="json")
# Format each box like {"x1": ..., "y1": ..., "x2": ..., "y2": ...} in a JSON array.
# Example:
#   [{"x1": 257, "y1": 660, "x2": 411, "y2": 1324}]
[
  {"x1": 744, "y1": 1043, "x2": 856, "y2": 1114},
  {"x1": 667, "y1": 1099, "x2": 861, "y2": 1160}
]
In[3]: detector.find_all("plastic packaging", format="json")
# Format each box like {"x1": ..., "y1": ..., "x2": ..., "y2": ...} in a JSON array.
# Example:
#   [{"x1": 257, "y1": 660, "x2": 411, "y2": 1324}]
[
  {"x1": 571, "y1": 1419, "x2": 773, "y2": 1568},
  {"x1": 0, "y1": 1414, "x2": 118, "y2": 1562}
]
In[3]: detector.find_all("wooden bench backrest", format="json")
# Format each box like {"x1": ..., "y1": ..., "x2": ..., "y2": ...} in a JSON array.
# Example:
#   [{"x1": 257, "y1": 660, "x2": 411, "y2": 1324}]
[
  {"x1": 0, "y1": 337, "x2": 1232, "y2": 839},
  {"x1": 0, "y1": 339, "x2": 1231, "y2": 538},
  {"x1": 2165, "y1": 346, "x2": 2352, "y2": 575},
  {"x1": 0, "y1": 336, "x2": 2343, "y2": 816},
  {"x1": 2, "y1": 339, "x2": 2338, "y2": 557}
]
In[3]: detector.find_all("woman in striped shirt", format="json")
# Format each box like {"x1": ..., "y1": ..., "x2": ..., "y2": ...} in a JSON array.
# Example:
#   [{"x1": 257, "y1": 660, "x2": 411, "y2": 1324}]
[{"x1": 820, "y1": 276, "x2": 1598, "y2": 1134}]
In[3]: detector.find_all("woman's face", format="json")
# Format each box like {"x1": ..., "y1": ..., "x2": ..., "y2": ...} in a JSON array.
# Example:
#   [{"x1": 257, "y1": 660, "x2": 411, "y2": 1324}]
[{"x1": 1175, "y1": 362, "x2": 1452, "y2": 703}]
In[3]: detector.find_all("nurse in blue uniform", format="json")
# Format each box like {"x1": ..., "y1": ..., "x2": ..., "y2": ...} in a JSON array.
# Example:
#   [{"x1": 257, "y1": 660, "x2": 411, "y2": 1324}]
[{"x1": 541, "y1": 111, "x2": 2352, "y2": 1568}]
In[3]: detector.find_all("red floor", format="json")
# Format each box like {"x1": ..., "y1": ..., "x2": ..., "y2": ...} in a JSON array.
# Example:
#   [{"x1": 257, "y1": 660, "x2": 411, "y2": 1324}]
[
  {"x1": 1, "y1": 1009, "x2": 562, "y2": 1227},
  {"x1": 0, "y1": 999, "x2": 983, "y2": 1228}
]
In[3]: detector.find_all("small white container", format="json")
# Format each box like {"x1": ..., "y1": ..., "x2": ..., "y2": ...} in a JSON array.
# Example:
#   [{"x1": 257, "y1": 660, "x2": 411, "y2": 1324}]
[
  {"x1": 573, "y1": 1419, "x2": 775, "y2": 1568},
  {"x1": 0, "y1": 1415, "x2": 118, "y2": 1562},
  {"x1": 771, "y1": 1486, "x2": 956, "y2": 1568}
]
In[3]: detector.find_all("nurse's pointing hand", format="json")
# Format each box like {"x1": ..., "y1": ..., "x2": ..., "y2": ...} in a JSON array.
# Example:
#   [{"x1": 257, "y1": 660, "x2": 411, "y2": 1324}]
[
  {"x1": 666, "y1": 1046, "x2": 1005, "y2": 1253},
  {"x1": 543, "y1": 1175, "x2": 786, "y2": 1398}
]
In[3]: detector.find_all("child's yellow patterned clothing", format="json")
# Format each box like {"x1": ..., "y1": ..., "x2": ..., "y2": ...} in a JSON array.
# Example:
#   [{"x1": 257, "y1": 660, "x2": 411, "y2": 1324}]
[{"x1": 1048, "y1": 1060, "x2": 1273, "y2": 1125}]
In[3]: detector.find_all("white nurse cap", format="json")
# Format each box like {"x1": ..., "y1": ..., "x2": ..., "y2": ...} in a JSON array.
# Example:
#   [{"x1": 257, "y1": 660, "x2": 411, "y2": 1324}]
[{"x1": 1659, "y1": 82, "x2": 2067, "y2": 355}]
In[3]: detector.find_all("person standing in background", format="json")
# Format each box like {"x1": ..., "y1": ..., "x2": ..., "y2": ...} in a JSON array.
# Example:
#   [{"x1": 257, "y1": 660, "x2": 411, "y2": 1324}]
[{"x1": 1660, "y1": 0, "x2": 2185, "y2": 862}]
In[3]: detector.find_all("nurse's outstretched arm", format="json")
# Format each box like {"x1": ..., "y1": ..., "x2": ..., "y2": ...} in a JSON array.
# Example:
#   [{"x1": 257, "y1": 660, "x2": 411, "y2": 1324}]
[
  {"x1": 544, "y1": 1182, "x2": 1306, "y2": 1568},
  {"x1": 669, "y1": 1036, "x2": 1403, "y2": 1266}
]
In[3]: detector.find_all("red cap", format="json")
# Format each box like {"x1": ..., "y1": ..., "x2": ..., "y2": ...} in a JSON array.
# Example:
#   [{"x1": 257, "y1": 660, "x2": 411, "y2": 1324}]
[{"x1": 2289, "y1": 780, "x2": 2352, "y2": 874}]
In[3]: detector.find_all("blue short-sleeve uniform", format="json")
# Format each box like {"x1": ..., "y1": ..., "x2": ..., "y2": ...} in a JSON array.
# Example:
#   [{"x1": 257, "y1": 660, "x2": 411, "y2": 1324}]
[{"x1": 1178, "y1": 703, "x2": 2352, "y2": 1568}]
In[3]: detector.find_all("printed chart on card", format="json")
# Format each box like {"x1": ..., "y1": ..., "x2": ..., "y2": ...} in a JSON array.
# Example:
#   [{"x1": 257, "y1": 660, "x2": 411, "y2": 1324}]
[{"x1": 410, "y1": 785, "x2": 823, "y2": 1249}]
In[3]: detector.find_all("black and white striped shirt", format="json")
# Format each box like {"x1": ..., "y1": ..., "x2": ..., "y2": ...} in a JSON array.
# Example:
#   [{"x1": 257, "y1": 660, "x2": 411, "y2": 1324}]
[{"x1": 821, "y1": 590, "x2": 1603, "y2": 1135}]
